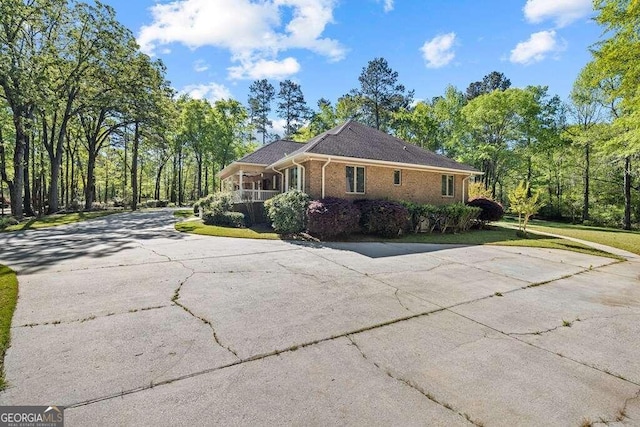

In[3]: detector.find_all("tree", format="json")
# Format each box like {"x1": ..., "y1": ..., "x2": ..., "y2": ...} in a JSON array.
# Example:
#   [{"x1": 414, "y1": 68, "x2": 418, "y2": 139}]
[
  {"x1": 461, "y1": 88, "x2": 537, "y2": 197},
  {"x1": 0, "y1": 0, "x2": 56, "y2": 218},
  {"x1": 509, "y1": 181, "x2": 543, "y2": 236},
  {"x1": 466, "y1": 71, "x2": 511, "y2": 101},
  {"x1": 176, "y1": 97, "x2": 214, "y2": 200},
  {"x1": 568, "y1": 63, "x2": 604, "y2": 222},
  {"x1": 248, "y1": 79, "x2": 275, "y2": 144},
  {"x1": 350, "y1": 57, "x2": 414, "y2": 131},
  {"x1": 277, "y1": 80, "x2": 310, "y2": 138},
  {"x1": 588, "y1": 0, "x2": 640, "y2": 230},
  {"x1": 390, "y1": 102, "x2": 440, "y2": 150}
]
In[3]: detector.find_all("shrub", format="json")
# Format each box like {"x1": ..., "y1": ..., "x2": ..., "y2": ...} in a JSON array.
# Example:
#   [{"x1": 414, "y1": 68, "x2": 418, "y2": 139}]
[
  {"x1": 156, "y1": 200, "x2": 169, "y2": 208},
  {"x1": 354, "y1": 199, "x2": 409, "y2": 238},
  {"x1": 195, "y1": 192, "x2": 234, "y2": 216},
  {"x1": 264, "y1": 190, "x2": 310, "y2": 234},
  {"x1": 307, "y1": 197, "x2": 361, "y2": 239},
  {"x1": 440, "y1": 203, "x2": 481, "y2": 233},
  {"x1": 0, "y1": 216, "x2": 18, "y2": 230},
  {"x1": 203, "y1": 211, "x2": 245, "y2": 228},
  {"x1": 145, "y1": 199, "x2": 158, "y2": 208},
  {"x1": 466, "y1": 197, "x2": 504, "y2": 224}
]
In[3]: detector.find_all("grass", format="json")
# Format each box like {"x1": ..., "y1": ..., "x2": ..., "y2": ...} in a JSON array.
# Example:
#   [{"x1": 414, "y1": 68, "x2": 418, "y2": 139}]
[
  {"x1": 501, "y1": 217, "x2": 640, "y2": 255},
  {"x1": 0, "y1": 265, "x2": 18, "y2": 390},
  {"x1": 1, "y1": 210, "x2": 121, "y2": 232},
  {"x1": 173, "y1": 209, "x2": 195, "y2": 219},
  {"x1": 175, "y1": 220, "x2": 280, "y2": 240},
  {"x1": 175, "y1": 220, "x2": 619, "y2": 259}
]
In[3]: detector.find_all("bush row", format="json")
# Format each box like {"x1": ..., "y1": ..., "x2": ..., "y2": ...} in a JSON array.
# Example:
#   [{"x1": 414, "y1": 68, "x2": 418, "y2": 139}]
[
  {"x1": 264, "y1": 192, "x2": 502, "y2": 239},
  {"x1": 203, "y1": 211, "x2": 245, "y2": 228}
]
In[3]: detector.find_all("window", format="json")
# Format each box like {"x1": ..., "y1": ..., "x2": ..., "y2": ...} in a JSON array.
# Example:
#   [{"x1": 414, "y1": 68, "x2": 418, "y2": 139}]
[
  {"x1": 287, "y1": 167, "x2": 298, "y2": 191},
  {"x1": 441, "y1": 175, "x2": 454, "y2": 197},
  {"x1": 393, "y1": 170, "x2": 402, "y2": 186},
  {"x1": 346, "y1": 166, "x2": 365, "y2": 193}
]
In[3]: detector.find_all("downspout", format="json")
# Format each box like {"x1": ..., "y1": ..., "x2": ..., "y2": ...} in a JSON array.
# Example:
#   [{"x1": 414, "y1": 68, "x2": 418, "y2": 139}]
[
  {"x1": 269, "y1": 166, "x2": 285, "y2": 193},
  {"x1": 321, "y1": 157, "x2": 331, "y2": 199},
  {"x1": 462, "y1": 175, "x2": 472, "y2": 203},
  {"x1": 292, "y1": 158, "x2": 305, "y2": 192}
]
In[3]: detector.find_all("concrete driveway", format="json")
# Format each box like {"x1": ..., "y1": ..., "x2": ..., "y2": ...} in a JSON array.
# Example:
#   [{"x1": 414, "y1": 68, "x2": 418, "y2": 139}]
[{"x1": 0, "y1": 209, "x2": 639, "y2": 426}]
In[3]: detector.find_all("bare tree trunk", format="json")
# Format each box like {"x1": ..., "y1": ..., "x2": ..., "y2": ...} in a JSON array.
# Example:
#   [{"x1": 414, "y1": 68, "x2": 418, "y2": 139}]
[
  {"x1": 623, "y1": 156, "x2": 632, "y2": 230},
  {"x1": 582, "y1": 144, "x2": 590, "y2": 222},
  {"x1": 131, "y1": 122, "x2": 139, "y2": 211}
]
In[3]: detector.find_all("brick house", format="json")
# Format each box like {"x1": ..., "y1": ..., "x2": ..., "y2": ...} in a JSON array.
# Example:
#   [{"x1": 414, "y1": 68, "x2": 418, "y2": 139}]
[{"x1": 219, "y1": 120, "x2": 481, "y2": 204}]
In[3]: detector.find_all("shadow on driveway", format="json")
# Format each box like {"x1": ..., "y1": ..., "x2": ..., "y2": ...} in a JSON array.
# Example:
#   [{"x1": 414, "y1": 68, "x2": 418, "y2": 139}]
[{"x1": 0, "y1": 210, "x2": 187, "y2": 274}]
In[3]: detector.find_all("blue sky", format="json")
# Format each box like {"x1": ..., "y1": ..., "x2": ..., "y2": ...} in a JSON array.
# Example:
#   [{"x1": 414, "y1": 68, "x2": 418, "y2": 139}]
[{"x1": 102, "y1": 0, "x2": 601, "y2": 131}]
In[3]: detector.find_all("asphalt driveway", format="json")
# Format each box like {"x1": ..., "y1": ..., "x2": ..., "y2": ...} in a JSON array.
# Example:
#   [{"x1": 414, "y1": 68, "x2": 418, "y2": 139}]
[{"x1": 0, "y1": 209, "x2": 639, "y2": 426}]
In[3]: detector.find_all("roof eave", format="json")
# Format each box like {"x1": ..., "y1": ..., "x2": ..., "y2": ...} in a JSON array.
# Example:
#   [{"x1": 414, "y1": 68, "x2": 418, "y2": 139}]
[
  {"x1": 218, "y1": 161, "x2": 268, "y2": 179},
  {"x1": 268, "y1": 153, "x2": 483, "y2": 175}
]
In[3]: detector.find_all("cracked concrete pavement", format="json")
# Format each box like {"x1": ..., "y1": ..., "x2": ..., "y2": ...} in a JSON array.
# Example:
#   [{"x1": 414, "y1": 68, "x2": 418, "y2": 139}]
[{"x1": 1, "y1": 209, "x2": 639, "y2": 426}]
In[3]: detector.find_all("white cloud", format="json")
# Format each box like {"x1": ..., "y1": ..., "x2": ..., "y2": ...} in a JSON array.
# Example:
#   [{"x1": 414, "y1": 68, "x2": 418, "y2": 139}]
[
  {"x1": 228, "y1": 57, "x2": 301, "y2": 80},
  {"x1": 379, "y1": 0, "x2": 394, "y2": 12},
  {"x1": 181, "y1": 82, "x2": 233, "y2": 103},
  {"x1": 138, "y1": 0, "x2": 344, "y2": 80},
  {"x1": 270, "y1": 118, "x2": 287, "y2": 138},
  {"x1": 523, "y1": 0, "x2": 592, "y2": 27},
  {"x1": 193, "y1": 60, "x2": 209, "y2": 72},
  {"x1": 420, "y1": 33, "x2": 456, "y2": 68},
  {"x1": 509, "y1": 30, "x2": 565, "y2": 65}
]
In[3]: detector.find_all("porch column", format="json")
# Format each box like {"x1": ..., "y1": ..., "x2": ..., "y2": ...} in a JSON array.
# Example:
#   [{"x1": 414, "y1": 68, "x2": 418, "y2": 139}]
[{"x1": 238, "y1": 170, "x2": 243, "y2": 193}]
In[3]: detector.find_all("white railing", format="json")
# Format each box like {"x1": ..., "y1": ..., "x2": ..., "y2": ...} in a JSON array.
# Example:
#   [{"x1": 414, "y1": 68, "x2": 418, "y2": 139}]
[{"x1": 232, "y1": 190, "x2": 280, "y2": 203}]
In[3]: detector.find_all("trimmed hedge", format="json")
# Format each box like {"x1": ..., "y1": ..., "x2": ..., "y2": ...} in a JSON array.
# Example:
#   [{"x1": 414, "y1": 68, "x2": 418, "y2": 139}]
[
  {"x1": 402, "y1": 202, "x2": 481, "y2": 233},
  {"x1": 354, "y1": 199, "x2": 409, "y2": 238},
  {"x1": 466, "y1": 197, "x2": 504, "y2": 223},
  {"x1": 203, "y1": 211, "x2": 246, "y2": 228},
  {"x1": 307, "y1": 197, "x2": 361, "y2": 239},
  {"x1": 264, "y1": 190, "x2": 310, "y2": 234}
]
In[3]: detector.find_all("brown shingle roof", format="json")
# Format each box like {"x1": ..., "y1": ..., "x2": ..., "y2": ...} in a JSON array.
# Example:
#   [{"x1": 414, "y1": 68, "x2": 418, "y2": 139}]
[
  {"x1": 278, "y1": 120, "x2": 479, "y2": 173},
  {"x1": 237, "y1": 139, "x2": 305, "y2": 165}
]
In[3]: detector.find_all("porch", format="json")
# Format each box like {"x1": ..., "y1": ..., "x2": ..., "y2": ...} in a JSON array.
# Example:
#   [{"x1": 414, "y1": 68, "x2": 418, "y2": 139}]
[{"x1": 223, "y1": 167, "x2": 283, "y2": 204}]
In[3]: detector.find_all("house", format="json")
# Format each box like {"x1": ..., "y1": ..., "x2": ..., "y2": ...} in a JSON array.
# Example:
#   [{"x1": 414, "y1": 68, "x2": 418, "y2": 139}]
[{"x1": 219, "y1": 120, "x2": 481, "y2": 205}]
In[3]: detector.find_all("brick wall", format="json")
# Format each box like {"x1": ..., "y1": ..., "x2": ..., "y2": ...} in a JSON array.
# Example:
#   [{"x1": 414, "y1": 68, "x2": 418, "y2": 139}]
[{"x1": 301, "y1": 160, "x2": 469, "y2": 205}]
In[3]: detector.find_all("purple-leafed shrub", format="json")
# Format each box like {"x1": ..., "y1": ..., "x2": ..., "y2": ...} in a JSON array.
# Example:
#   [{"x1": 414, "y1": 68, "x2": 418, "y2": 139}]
[
  {"x1": 354, "y1": 199, "x2": 410, "y2": 238},
  {"x1": 306, "y1": 197, "x2": 361, "y2": 239},
  {"x1": 466, "y1": 197, "x2": 504, "y2": 223}
]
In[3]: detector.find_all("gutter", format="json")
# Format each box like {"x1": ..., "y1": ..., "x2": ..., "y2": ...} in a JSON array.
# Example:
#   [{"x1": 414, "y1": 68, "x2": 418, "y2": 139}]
[{"x1": 321, "y1": 157, "x2": 332, "y2": 198}]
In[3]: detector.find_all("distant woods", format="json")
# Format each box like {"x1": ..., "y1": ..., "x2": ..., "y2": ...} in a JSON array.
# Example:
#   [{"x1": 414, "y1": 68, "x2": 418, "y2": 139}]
[{"x1": 0, "y1": 0, "x2": 638, "y2": 229}]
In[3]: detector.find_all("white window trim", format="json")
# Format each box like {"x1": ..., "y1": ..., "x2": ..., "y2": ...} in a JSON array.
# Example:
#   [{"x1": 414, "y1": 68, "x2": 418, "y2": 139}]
[
  {"x1": 393, "y1": 169, "x2": 402, "y2": 186},
  {"x1": 442, "y1": 174, "x2": 455, "y2": 198},
  {"x1": 346, "y1": 165, "x2": 366, "y2": 194}
]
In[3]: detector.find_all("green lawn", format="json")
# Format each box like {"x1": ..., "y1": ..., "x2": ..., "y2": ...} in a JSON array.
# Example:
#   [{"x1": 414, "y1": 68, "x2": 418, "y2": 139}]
[
  {"x1": 173, "y1": 209, "x2": 195, "y2": 219},
  {"x1": 175, "y1": 221, "x2": 280, "y2": 240},
  {"x1": 0, "y1": 265, "x2": 18, "y2": 390},
  {"x1": 175, "y1": 220, "x2": 619, "y2": 259},
  {"x1": 501, "y1": 217, "x2": 640, "y2": 255},
  {"x1": 1, "y1": 210, "x2": 121, "y2": 232}
]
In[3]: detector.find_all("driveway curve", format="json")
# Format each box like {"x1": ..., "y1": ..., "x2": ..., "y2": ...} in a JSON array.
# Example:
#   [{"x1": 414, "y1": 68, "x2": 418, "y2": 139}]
[{"x1": 0, "y1": 209, "x2": 639, "y2": 426}]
